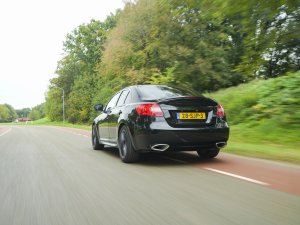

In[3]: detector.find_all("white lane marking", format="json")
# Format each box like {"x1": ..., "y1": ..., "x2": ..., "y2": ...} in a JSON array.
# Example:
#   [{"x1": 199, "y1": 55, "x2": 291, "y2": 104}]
[
  {"x1": 205, "y1": 167, "x2": 269, "y2": 186},
  {"x1": 162, "y1": 156, "x2": 187, "y2": 164},
  {"x1": 0, "y1": 128, "x2": 12, "y2": 137}
]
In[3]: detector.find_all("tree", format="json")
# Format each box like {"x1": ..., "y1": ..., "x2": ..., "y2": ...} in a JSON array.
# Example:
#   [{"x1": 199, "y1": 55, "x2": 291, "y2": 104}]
[
  {"x1": 0, "y1": 105, "x2": 9, "y2": 122},
  {"x1": 16, "y1": 108, "x2": 31, "y2": 118},
  {"x1": 99, "y1": 0, "x2": 238, "y2": 93},
  {"x1": 67, "y1": 74, "x2": 98, "y2": 123},
  {"x1": 219, "y1": 0, "x2": 300, "y2": 78},
  {"x1": 46, "y1": 15, "x2": 119, "y2": 122},
  {"x1": 29, "y1": 103, "x2": 45, "y2": 121},
  {"x1": 0, "y1": 104, "x2": 17, "y2": 122}
]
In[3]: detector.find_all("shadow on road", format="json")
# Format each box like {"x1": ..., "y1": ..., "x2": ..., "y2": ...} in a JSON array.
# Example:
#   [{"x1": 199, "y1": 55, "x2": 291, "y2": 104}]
[
  {"x1": 141, "y1": 152, "x2": 227, "y2": 167},
  {"x1": 98, "y1": 146, "x2": 228, "y2": 167}
]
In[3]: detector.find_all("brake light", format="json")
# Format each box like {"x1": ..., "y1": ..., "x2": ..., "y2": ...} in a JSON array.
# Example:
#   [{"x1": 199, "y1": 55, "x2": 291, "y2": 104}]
[
  {"x1": 136, "y1": 103, "x2": 163, "y2": 117},
  {"x1": 216, "y1": 104, "x2": 225, "y2": 117}
]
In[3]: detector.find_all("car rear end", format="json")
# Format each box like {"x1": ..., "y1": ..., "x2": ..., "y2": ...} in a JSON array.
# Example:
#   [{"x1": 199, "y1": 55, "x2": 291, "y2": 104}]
[{"x1": 130, "y1": 85, "x2": 229, "y2": 152}]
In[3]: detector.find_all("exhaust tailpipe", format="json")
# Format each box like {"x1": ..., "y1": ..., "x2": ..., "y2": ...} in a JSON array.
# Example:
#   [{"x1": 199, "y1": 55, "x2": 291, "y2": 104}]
[
  {"x1": 151, "y1": 144, "x2": 170, "y2": 151},
  {"x1": 216, "y1": 142, "x2": 227, "y2": 149}
]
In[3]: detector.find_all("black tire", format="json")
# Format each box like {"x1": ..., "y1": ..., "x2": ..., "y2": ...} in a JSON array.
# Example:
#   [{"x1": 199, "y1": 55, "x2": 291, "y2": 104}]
[
  {"x1": 118, "y1": 126, "x2": 140, "y2": 163},
  {"x1": 197, "y1": 148, "x2": 220, "y2": 159},
  {"x1": 92, "y1": 125, "x2": 104, "y2": 150}
]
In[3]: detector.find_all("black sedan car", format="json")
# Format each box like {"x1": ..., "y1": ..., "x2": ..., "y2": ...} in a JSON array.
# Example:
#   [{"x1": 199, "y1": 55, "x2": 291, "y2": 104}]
[{"x1": 92, "y1": 85, "x2": 229, "y2": 163}]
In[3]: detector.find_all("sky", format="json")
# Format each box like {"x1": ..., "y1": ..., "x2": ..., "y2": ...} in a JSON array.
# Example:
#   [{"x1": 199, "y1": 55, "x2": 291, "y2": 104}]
[{"x1": 0, "y1": 0, "x2": 125, "y2": 109}]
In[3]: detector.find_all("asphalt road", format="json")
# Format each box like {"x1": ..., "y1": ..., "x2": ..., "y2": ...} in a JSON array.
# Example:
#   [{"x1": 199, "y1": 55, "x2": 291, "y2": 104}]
[{"x1": 0, "y1": 125, "x2": 300, "y2": 225}]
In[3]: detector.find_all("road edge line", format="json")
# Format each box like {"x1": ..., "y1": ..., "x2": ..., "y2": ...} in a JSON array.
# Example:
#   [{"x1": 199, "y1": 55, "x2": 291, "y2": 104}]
[
  {"x1": 205, "y1": 167, "x2": 269, "y2": 186},
  {"x1": 0, "y1": 128, "x2": 12, "y2": 137}
]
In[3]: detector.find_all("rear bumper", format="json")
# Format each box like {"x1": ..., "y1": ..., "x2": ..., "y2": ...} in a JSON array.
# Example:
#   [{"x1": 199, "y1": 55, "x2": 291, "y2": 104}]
[{"x1": 131, "y1": 122, "x2": 229, "y2": 152}]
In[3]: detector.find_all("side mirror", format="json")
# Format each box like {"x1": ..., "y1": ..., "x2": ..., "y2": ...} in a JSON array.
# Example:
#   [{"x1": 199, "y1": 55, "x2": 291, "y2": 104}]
[{"x1": 94, "y1": 104, "x2": 103, "y2": 111}]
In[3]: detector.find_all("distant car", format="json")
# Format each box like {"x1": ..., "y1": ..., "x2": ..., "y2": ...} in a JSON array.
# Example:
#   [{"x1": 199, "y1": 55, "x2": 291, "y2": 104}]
[{"x1": 92, "y1": 85, "x2": 229, "y2": 163}]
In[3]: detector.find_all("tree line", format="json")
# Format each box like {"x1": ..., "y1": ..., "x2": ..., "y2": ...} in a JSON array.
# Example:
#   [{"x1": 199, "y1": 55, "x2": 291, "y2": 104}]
[
  {"x1": 0, "y1": 104, "x2": 45, "y2": 122},
  {"x1": 45, "y1": 0, "x2": 300, "y2": 123}
]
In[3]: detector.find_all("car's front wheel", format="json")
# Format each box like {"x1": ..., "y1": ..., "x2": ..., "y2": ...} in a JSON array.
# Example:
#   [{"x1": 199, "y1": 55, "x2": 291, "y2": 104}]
[
  {"x1": 92, "y1": 125, "x2": 104, "y2": 150},
  {"x1": 197, "y1": 148, "x2": 220, "y2": 159},
  {"x1": 118, "y1": 126, "x2": 140, "y2": 163}
]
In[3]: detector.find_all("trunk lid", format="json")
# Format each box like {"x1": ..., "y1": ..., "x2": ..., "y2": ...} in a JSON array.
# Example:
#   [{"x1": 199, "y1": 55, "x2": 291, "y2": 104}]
[{"x1": 157, "y1": 96, "x2": 218, "y2": 128}]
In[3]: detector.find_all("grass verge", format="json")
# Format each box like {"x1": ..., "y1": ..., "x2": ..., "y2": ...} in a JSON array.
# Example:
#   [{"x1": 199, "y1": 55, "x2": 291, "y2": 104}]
[
  {"x1": 208, "y1": 72, "x2": 300, "y2": 164},
  {"x1": 225, "y1": 125, "x2": 300, "y2": 164},
  {"x1": 2, "y1": 118, "x2": 90, "y2": 131}
]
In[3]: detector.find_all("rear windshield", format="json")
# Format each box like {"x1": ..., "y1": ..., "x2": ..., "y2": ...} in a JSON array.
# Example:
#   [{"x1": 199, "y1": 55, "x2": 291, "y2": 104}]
[{"x1": 136, "y1": 85, "x2": 199, "y2": 100}]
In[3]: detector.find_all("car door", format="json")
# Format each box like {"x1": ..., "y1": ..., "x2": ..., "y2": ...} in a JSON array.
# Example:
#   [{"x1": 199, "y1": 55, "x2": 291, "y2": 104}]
[
  {"x1": 97, "y1": 92, "x2": 121, "y2": 143},
  {"x1": 108, "y1": 89, "x2": 130, "y2": 144}
]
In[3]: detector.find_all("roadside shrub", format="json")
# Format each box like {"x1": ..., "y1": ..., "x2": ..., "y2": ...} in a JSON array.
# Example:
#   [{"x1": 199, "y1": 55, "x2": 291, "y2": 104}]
[{"x1": 208, "y1": 71, "x2": 300, "y2": 126}]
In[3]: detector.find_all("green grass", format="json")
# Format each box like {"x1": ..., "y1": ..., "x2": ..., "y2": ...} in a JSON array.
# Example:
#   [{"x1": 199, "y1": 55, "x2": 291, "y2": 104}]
[
  {"x1": 225, "y1": 125, "x2": 300, "y2": 164},
  {"x1": 6, "y1": 117, "x2": 91, "y2": 131},
  {"x1": 208, "y1": 71, "x2": 300, "y2": 164}
]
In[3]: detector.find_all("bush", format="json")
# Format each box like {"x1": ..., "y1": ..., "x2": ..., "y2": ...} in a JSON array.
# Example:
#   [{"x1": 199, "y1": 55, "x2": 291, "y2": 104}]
[{"x1": 208, "y1": 71, "x2": 300, "y2": 127}]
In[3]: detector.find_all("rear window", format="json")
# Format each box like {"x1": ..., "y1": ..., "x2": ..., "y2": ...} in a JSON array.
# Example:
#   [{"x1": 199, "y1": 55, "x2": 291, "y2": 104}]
[{"x1": 136, "y1": 85, "x2": 198, "y2": 100}]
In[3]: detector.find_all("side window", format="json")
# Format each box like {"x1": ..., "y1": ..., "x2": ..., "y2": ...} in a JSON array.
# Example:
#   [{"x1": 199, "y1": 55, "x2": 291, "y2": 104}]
[
  {"x1": 105, "y1": 92, "x2": 121, "y2": 111},
  {"x1": 116, "y1": 90, "x2": 130, "y2": 107},
  {"x1": 129, "y1": 88, "x2": 140, "y2": 103},
  {"x1": 124, "y1": 91, "x2": 132, "y2": 104}
]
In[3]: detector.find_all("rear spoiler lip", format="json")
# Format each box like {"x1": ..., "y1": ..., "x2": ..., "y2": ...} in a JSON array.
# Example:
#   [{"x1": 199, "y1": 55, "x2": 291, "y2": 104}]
[
  {"x1": 156, "y1": 96, "x2": 217, "y2": 104},
  {"x1": 141, "y1": 96, "x2": 205, "y2": 103}
]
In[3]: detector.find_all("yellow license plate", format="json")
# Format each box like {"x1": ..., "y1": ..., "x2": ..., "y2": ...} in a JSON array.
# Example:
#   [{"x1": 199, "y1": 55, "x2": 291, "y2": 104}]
[{"x1": 177, "y1": 112, "x2": 206, "y2": 120}]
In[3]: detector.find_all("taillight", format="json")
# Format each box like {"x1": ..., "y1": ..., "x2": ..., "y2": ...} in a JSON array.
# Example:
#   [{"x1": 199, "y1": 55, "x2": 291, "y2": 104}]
[
  {"x1": 136, "y1": 103, "x2": 163, "y2": 117},
  {"x1": 216, "y1": 104, "x2": 225, "y2": 117}
]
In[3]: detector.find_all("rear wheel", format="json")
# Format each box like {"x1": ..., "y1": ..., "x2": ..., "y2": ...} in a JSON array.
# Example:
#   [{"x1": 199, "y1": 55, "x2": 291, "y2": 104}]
[
  {"x1": 118, "y1": 126, "x2": 140, "y2": 163},
  {"x1": 92, "y1": 125, "x2": 104, "y2": 150},
  {"x1": 197, "y1": 148, "x2": 220, "y2": 159}
]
